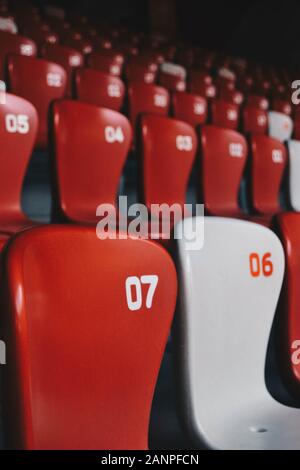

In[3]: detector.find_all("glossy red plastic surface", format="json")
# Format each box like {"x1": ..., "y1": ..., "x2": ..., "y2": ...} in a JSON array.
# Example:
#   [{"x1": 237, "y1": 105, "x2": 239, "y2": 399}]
[
  {"x1": 243, "y1": 105, "x2": 268, "y2": 135},
  {"x1": 159, "y1": 72, "x2": 186, "y2": 92},
  {"x1": 88, "y1": 50, "x2": 124, "y2": 76},
  {"x1": 0, "y1": 31, "x2": 37, "y2": 79},
  {"x1": 40, "y1": 44, "x2": 84, "y2": 97},
  {"x1": 52, "y1": 100, "x2": 131, "y2": 223},
  {"x1": 250, "y1": 134, "x2": 287, "y2": 215},
  {"x1": 2, "y1": 225, "x2": 177, "y2": 449},
  {"x1": 200, "y1": 125, "x2": 247, "y2": 216},
  {"x1": 211, "y1": 100, "x2": 239, "y2": 130},
  {"x1": 0, "y1": 93, "x2": 39, "y2": 233},
  {"x1": 172, "y1": 91, "x2": 207, "y2": 127},
  {"x1": 128, "y1": 83, "x2": 170, "y2": 130},
  {"x1": 75, "y1": 68, "x2": 125, "y2": 110},
  {"x1": 140, "y1": 114, "x2": 196, "y2": 213},
  {"x1": 8, "y1": 55, "x2": 67, "y2": 149},
  {"x1": 276, "y1": 212, "x2": 300, "y2": 389}
]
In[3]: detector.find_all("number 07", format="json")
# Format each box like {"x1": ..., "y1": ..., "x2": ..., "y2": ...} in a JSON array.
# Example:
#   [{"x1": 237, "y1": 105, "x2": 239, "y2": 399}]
[{"x1": 125, "y1": 275, "x2": 159, "y2": 311}]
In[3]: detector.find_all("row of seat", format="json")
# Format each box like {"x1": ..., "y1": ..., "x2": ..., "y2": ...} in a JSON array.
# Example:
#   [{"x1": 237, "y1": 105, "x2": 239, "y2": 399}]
[
  {"x1": 0, "y1": 94, "x2": 299, "y2": 238},
  {"x1": 2, "y1": 212, "x2": 300, "y2": 449}
]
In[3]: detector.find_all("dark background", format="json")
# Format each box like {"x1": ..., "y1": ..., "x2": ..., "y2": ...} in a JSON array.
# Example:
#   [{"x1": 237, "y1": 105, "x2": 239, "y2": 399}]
[{"x1": 33, "y1": 0, "x2": 300, "y2": 67}]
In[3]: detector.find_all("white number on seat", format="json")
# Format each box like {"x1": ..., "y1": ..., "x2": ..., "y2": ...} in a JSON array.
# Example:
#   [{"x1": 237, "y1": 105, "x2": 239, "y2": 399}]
[
  {"x1": 5, "y1": 114, "x2": 29, "y2": 134},
  {"x1": 154, "y1": 94, "x2": 167, "y2": 107},
  {"x1": 176, "y1": 135, "x2": 193, "y2": 151},
  {"x1": 107, "y1": 84, "x2": 121, "y2": 98},
  {"x1": 272, "y1": 149, "x2": 284, "y2": 163},
  {"x1": 125, "y1": 275, "x2": 158, "y2": 311},
  {"x1": 229, "y1": 142, "x2": 243, "y2": 158},
  {"x1": 47, "y1": 72, "x2": 63, "y2": 87},
  {"x1": 104, "y1": 126, "x2": 124, "y2": 143}
]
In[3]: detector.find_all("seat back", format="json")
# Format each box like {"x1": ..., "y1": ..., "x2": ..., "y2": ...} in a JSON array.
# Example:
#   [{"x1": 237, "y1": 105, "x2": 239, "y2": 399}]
[
  {"x1": 88, "y1": 50, "x2": 124, "y2": 76},
  {"x1": 172, "y1": 91, "x2": 207, "y2": 127},
  {"x1": 247, "y1": 94, "x2": 269, "y2": 110},
  {"x1": 199, "y1": 125, "x2": 247, "y2": 216},
  {"x1": 243, "y1": 105, "x2": 268, "y2": 135},
  {"x1": 40, "y1": 44, "x2": 84, "y2": 97},
  {"x1": 8, "y1": 55, "x2": 67, "y2": 148},
  {"x1": 268, "y1": 111, "x2": 293, "y2": 143},
  {"x1": 0, "y1": 93, "x2": 38, "y2": 221},
  {"x1": 276, "y1": 212, "x2": 300, "y2": 390},
  {"x1": 0, "y1": 31, "x2": 37, "y2": 79},
  {"x1": 75, "y1": 68, "x2": 125, "y2": 111},
  {"x1": 211, "y1": 100, "x2": 239, "y2": 130},
  {"x1": 2, "y1": 225, "x2": 177, "y2": 449},
  {"x1": 128, "y1": 83, "x2": 170, "y2": 131},
  {"x1": 272, "y1": 99, "x2": 292, "y2": 116},
  {"x1": 52, "y1": 100, "x2": 131, "y2": 223},
  {"x1": 140, "y1": 114, "x2": 196, "y2": 211},
  {"x1": 175, "y1": 216, "x2": 284, "y2": 449},
  {"x1": 287, "y1": 140, "x2": 300, "y2": 211},
  {"x1": 250, "y1": 135, "x2": 287, "y2": 215}
]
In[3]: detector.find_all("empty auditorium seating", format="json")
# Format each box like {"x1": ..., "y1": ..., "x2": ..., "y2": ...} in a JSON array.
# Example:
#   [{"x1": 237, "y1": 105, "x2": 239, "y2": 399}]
[
  {"x1": 286, "y1": 140, "x2": 300, "y2": 211},
  {"x1": 211, "y1": 100, "x2": 239, "y2": 130},
  {"x1": 88, "y1": 50, "x2": 124, "y2": 76},
  {"x1": 268, "y1": 111, "x2": 293, "y2": 143},
  {"x1": 128, "y1": 83, "x2": 170, "y2": 131},
  {"x1": 51, "y1": 100, "x2": 131, "y2": 223},
  {"x1": 1, "y1": 225, "x2": 177, "y2": 449},
  {"x1": 125, "y1": 60, "x2": 158, "y2": 84},
  {"x1": 249, "y1": 135, "x2": 287, "y2": 215},
  {"x1": 174, "y1": 216, "x2": 300, "y2": 449},
  {"x1": 139, "y1": 114, "x2": 196, "y2": 221},
  {"x1": 75, "y1": 68, "x2": 125, "y2": 110},
  {"x1": 199, "y1": 126, "x2": 247, "y2": 216},
  {"x1": 0, "y1": 93, "x2": 39, "y2": 234},
  {"x1": 172, "y1": 91, "x2": 207, "y2": 127},
  {"x1": 40, "y1": 43, "x2": 84, "y2": 97},
  {"x1": 7, "y1": 55, "x2": 67, "y2": 148},
  {"x1": 243, "y1": 105, "x2": 268, "y2": 135},
  {"x1": 0, "y1": 30, "x2": 37, "y2": 79}
]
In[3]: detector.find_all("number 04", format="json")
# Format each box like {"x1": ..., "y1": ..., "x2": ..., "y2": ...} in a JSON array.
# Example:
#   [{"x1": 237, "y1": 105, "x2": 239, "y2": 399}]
[{"x1": 125, "y1": 275, "x2": 158, "y2": 311}]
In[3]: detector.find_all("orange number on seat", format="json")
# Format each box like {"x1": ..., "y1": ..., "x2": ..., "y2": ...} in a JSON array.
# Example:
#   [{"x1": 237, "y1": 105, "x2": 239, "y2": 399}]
[{"x1": 249, "y1": 253, "x2": 273, "y2": 277}]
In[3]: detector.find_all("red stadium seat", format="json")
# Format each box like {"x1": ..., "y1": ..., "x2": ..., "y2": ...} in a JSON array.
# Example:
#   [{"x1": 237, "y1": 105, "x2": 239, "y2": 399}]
[
  {"x1": 249, "y1": 135, "x2": 287, "y2": 215},
  {"x1": 51, "y1": 100, "x2": 131, "y2": 223},
  {"x1": 125, "y1": 62, "x2": 157, "y2": 84},
  {"x1": 7, "y1": 55, "x2": 67, "y2": 148},
  {"x1": 159, "y1": 62, "x2": 186, "y2": 92},
  {"x1": 211, "y1": 100, "x2": 239, "y2": 130},
  {"x1": 0, "y1": 31, "x2": 37, "y2": 79},
  {"x1": 247, "y1": 94, "x2": 269, "y2": 110},
  {"x1": 40, "y1": 44, "x2": 84, "y2": 97},
  {"x1": 128, "y1": 83, "x2": 170, "y2": 131},
  {"x1": 243, "y1": 105, "x2": 268, "y2": 135},
  {"x1": 88, "y1": 50, "x2": 124, "y2": 76},
  {"x1": 276, "y1": 212, "x2": 300, "y2": 392},
  {"x1": 0, "y1": 93, "x2": 39, "y2": 234},
  {"x1": 272, "y1": 99, "x2": 292, "y2": 116},
  {"x1": 159, "y1": 72, "x2": 186, "y2": 92},
  {"x1": 199, "y1": 126, "x2": 247, "y2": 216},
  {"x1": 189, "y1": 70, "x2": 213, "y2": 94},
  {"x1": 1, "y1": 225, "x2": 177, "y2": 449},
  {"x1": 139, "y1": 114, "x2": 196, "y2": 219},
  {"x1": 75, "y1": 68, "x2": 125, "y2": 110},
  {"x1": 172, "y1": 91, "x2": 207, "y2": 127},
  {"x1": 220, "y1": 88, "x2": 244, "y2": 106}
]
